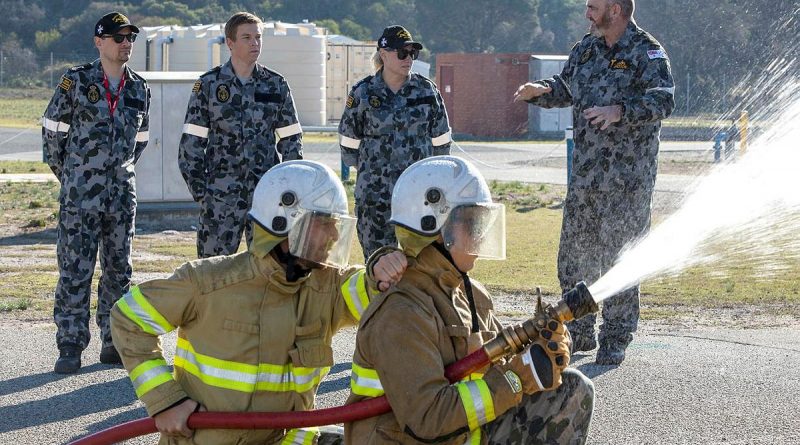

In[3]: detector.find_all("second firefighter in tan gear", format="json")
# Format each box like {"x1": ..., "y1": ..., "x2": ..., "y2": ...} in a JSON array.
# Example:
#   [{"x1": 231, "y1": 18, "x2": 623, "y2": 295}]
[
  {"x1": 346, "y1": 156, "x2": 594, "y2": 444},
  {"x1": 111, "y1": 160, "x2": 406, "y2": 444}
]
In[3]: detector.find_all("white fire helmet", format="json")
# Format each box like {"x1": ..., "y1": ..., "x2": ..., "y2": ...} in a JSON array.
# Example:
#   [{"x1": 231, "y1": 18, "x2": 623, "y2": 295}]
[
  {"x1": 248, "y1": 160, "x2": 356, "y2": 268},
  {"x1": 390, "y1": 156, "x2": 506, "y2": 260}
]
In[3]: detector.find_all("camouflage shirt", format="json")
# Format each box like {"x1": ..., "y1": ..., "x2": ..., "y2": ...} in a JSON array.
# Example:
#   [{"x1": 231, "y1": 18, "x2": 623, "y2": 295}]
[
  {"x1": 178, "y1": 60, "x2": 303, "y2": 202},
  {"x1": 338, "y1": 69, "x2": 452, "y2": 200},
  {"x1": 42, "y1": 59, "x2": 150, "y2": 211},
  {"x1": 530, "y1": 22, "x2": 675, "y2": 191}
]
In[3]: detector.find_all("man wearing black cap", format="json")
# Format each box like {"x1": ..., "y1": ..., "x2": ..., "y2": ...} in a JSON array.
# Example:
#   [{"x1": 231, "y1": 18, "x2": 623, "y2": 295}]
[
  {"x1": 42, "y1": 11, "x2": 150, "y2": 374},
  {"x1": 338, "y1": 25, "x2": 452, "y2": 259}
]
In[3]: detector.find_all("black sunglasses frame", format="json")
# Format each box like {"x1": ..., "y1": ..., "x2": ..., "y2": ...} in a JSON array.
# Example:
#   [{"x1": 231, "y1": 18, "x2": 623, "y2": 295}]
[
  {"x1": 103, "y1": 33, "x2": 137, "y2": 43},
  {"x1": 391, "y1": 47, "x2": 420, "y2": 61}
]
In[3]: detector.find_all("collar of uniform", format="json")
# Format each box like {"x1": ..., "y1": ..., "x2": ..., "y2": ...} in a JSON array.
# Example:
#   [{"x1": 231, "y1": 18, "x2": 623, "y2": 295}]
[
  {"x1": 414, "y1": 244, "x2": 464, "y2": 292},
  {"x1": 373, "y1": 68, "x2": 416, "y2": 96},
  {"x1": 255, "y1": 252, "x2": 311, "y2": 295},
  {"x1": 219, "y1": 60, "x2": 237, "y2": 81},
  {"x1": 614, "y1": 21, "x2": 638, "y2": 51}
]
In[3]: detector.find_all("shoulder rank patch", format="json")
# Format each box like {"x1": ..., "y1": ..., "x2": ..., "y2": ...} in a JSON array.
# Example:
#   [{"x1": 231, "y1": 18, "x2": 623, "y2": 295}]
[
  {"x1": 58, "y1": 75, "x2": 73, "y2": 92},
  {"x1": 192, "y1": 80, "x2": 202, "y2": 93},
  {"x1": 580, "y1": 48, "x2": 593, "y2": 64},
  {"x1": 368, "y1": 95, "x2": 381, "y2": 108},
  {"x1": 216, "y1": 84, "x2": 230, "y2": 102},
  {"x1": 647, "y1": 49, "x2": 667, "y2": 60},
  {"x1": 346, "y1": 93, "x2": 355, "y2": 108},
  {"x1": 87, "y1": 84, "x2": 101, "y2": 104},
  {"x1": 609, "y1": 59, "x2": 630, "y2": 70}
]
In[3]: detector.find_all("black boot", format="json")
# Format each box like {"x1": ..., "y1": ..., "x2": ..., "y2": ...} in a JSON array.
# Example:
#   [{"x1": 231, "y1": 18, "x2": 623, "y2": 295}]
[
  {"x1": 54, "y1": 346, "x2": 82, "y2": 374},
  {"x1": 99, "y1": 345, "x2": 122, "y2": 365}
]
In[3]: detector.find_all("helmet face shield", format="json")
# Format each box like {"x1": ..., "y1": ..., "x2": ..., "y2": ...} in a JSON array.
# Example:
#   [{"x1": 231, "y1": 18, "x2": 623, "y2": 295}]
[
  {"x1": 441, "y1": 203, "x2": 506, "y2": 260},
  {"x1": 288, "y1": 210, "x2": 356, "y2": 269}
]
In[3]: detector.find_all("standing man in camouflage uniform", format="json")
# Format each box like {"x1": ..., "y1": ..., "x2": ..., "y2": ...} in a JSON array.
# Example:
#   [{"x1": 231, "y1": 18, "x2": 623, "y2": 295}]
[
  {"x1": 42, "y1": 12, "x2": 150, "y2": 374},
  {"x1": 514, "y1": 0, "x2": 674, "y2": 365},
  {"x1": 179, "y1": 12, "x2": 303, "y2": 258},
  {"x1": 338, "y1": 25, "x2": 452, "y2": 259}
]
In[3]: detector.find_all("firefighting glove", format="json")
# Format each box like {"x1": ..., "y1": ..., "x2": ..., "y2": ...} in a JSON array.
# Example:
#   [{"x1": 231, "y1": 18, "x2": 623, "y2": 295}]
[{"x1": 503, "y1": 317, "x2": 572, "y2": 394}]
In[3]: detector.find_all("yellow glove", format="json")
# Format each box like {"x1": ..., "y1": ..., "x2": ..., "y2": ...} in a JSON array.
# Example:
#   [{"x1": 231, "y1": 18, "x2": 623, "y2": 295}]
[{"x1": 503, "y1": 316, "x2": 571, "y2": 394}]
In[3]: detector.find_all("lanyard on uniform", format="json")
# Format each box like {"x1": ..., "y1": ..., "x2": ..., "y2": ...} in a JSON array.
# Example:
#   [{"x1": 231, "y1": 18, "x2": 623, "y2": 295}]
[{"x1": 102, "y1": 71, "x2": 126, "y2": 121}]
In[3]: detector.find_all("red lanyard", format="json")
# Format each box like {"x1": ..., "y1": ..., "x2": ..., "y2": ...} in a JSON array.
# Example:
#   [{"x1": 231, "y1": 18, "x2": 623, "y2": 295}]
[{"x1": 102, "y1": 71, "x2": 126, "y2": 120}]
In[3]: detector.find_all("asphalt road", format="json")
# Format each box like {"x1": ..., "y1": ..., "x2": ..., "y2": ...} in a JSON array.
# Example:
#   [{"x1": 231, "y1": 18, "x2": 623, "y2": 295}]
[{"x1": 2, "y1": 311, "x2": 799, "y2": 445}]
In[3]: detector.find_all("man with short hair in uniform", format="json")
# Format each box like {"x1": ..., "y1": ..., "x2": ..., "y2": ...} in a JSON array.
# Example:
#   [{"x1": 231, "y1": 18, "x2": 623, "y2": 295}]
[
  {"x1": 42, "y1": 11, "x2": 150, "y2": 374},
  {"x1": 514, "y1": 0, "x2": 675, "y2": 365},
  {"x1": 179, "y1": 11, "x2": 303, "y2": 258},
  {"x1": 338, "y1": 25, "x2": 452, "y2": 259}
]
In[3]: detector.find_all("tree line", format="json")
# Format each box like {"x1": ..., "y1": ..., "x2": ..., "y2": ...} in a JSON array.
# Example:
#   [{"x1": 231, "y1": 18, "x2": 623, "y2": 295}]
[{"x1": 0, "y1": 0, "x2": 797, "y2": 115}]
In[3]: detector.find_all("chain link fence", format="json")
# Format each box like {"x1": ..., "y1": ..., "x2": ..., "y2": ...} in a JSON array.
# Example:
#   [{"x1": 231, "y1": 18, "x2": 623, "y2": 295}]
[{"x1": 0, "y1": 49, "x2": 97, "y2": 89}]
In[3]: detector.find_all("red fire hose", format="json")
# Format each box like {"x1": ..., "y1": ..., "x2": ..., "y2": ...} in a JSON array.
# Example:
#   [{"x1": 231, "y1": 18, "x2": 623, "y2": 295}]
[{"x1": 68, "y1": 348, "x2": 491, "y2": 445}]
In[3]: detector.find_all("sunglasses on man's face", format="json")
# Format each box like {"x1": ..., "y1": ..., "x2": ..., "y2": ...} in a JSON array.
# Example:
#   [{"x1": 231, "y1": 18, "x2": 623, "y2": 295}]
[
  {"x1": 102, "y1": 33, "x2": 137, "y2": 44},
  {"x1": 393, "y1": 47, "x2": 420, "y2": 61}
]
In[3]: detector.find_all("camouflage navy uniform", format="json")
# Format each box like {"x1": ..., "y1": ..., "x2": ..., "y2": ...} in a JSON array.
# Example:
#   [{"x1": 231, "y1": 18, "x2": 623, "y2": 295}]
[
  {"x1": 527, "y1": 22, "x2": 675, "y2": 355},
  {"x1": 179, "y1": 60, "x2": 303, "y2": 258},
  {"x1": 338, "y1": 70, "x2": 451, "y2": 258},
  {"x1": 42, "y1": 59, "x2": 150, "y2": 353}
]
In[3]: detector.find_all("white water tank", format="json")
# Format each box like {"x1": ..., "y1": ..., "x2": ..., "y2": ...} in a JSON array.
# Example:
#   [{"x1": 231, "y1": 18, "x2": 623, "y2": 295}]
[{"x1": 326, "y1": 37, "x2": 374, "y2": 123}]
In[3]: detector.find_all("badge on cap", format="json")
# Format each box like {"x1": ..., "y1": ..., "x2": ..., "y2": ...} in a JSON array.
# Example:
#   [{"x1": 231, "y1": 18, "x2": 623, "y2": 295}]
[
  {"x1": 87, "y1": 84, "x2": 101, "y2": 104},
  {"x1": 113, "y1": 14, "x2": 128, "y2": 24},
  {"x1": 368, "y1": 95, "x2": 381, "y2": 108},
  {"x1": 397, "y1": 29, "x2": 411, "y2": 40},
  {"x1": 216, "y1": 84, "x2": 230, "y2": 102},
  {"x1": 58, "y1": 75, "x2": 73, "y2": 93},
  {"x1": 97, "y1": 25, "x2": 104, "y2": 35},
  {"x1": 192, "y1": 80, "x2": 202, "y2": 94},
  {"x1": 580, "y1": 48, "x2": 592, "y2": 64}
]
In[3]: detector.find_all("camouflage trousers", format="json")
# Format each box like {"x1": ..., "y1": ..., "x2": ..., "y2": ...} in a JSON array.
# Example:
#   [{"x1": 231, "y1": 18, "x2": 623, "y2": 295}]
[
  {"x1": 483, "y1": 368, "x2": 594, "y2": 444},
  {"x1": 355, "y1": 196, "x2": 397, "y2": 259},
  {"x1": 54, "y1": 206, "x2": 134, "y2": 350},
  {"x1": 197, "y1": 193, "x2": 253, "y2": 258},
  {"x1": 558, "y1": 188, "x2": 652, "y2": 343}
]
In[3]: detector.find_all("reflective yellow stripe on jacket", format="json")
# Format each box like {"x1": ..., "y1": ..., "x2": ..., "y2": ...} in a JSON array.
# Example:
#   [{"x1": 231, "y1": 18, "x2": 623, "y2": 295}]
[
  {"x1": 116, "y1": 286, "x2": 175, "y2": 335},
  {"x1": 350, "y1": 362, "x2": 384, "y2": 397},
  {"x1": 281, "y1": 427, "x2": 319, "y2": 445},
  {"x1": 130, "y1": 358, "x2": 173, "y2": 398},
  {"x1": 455, "y1": 377, "x2": 496, "y2": 442},
  {"x1": 174, "y1": 337, "x2": 330, "y2": 394},
  {"x1": 341, "y1": 270, "x2": 369, "y2": 321}
]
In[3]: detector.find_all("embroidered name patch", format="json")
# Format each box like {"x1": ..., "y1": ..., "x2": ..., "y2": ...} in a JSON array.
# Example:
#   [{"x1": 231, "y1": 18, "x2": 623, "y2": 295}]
[{"x1": 647, "y1": 50, "x2": 667, "y2": 60}]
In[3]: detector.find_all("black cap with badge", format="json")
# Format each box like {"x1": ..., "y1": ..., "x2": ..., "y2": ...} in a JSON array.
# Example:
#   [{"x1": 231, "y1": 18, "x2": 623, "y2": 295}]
[
  {"x1": 377, "y1": 25, "x2": 423, "y2": 50},
  {"x1": 94, "y1": 12, "x2": 140, "y2": 37}
]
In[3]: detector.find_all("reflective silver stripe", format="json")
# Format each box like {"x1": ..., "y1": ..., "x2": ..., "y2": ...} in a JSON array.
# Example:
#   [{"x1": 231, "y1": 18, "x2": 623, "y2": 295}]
[
  {"x1": 132, "y1": 364, "x2": 172, "y2": 391},
  {"x1": 257, "y1": 367, "x2": 324, "y2": 387},
  {"x1": 42, "y1": 117, "x2": 70, "y2": 133},
  {"x1": 121, "y1": 291, "x2": 170, "y2": 335},
  {"x1": 351, "y1": 373, "x2": 383, "y2": 393},
  {"x1": 339, "y1": 134, "x2": 361, "y2": 149},
  {"x1": 646, "y1": 86, "x2": 675, "y2": 95},
  {"x1": 183, "y1": 123, "x2": 209, "y2": 138},
  {"x1": 175, "y1": 346, "x2": 258, "y2": 385},
  {"x1": 465, "y1": 381, "x2": 490, "y2": 426},
  {"x1": 276, "y1": 122, "x2": 303, "y2": 139},
  {"x1": 135, "y1": 131, "x2": 149, "y2": 142},
  {"x1": 431, "y1": 130, "x2": 452, "y2": 146},
  {"x1": 347, "y1": 275, "x2": 366, "y2": 317}
]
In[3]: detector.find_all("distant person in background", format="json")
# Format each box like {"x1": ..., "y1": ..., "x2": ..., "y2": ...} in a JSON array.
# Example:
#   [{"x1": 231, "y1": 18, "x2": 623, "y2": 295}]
[
  {"x1": 179, "y1": 11, "x2": 303, "y2": 258},
  {"x1": 338, "y1": 25, "x2": 452, "y2": 259},
  {"x1": 514, "y1": 0, "x2": 674, "y2": 365},
  {"x1": 42, "y1": 11, "x2": 150, "y2": 374}
]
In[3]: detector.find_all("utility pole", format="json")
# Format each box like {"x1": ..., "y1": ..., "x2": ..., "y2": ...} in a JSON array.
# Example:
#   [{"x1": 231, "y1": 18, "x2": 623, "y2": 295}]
[
  {"x1": 1, "y1": 50, "x2": 4, "y2": 88},
  {"x1": 50, "y1": 52, "x2": 54, "y2": 88},
  {"x1": 685, "y1": 71, "x2": 690, "y2": 116}
]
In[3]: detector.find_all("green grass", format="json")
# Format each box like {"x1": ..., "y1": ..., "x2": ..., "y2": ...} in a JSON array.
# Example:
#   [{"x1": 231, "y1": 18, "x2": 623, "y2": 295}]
[
  {"x1": 0, "y1": 161, "x2": 52, "y2": 174},
  {"x1": 0, "y1": 98, "x2": 48, "y2": 128},
  {"x1": 0, "y1": 179, "x2": 798, "y2": 317}
]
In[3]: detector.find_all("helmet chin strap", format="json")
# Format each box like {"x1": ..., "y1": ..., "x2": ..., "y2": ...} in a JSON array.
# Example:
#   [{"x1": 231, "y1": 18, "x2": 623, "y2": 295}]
[{"x1": 272, "y1": 245, "x2": 311, "y2": 282}]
